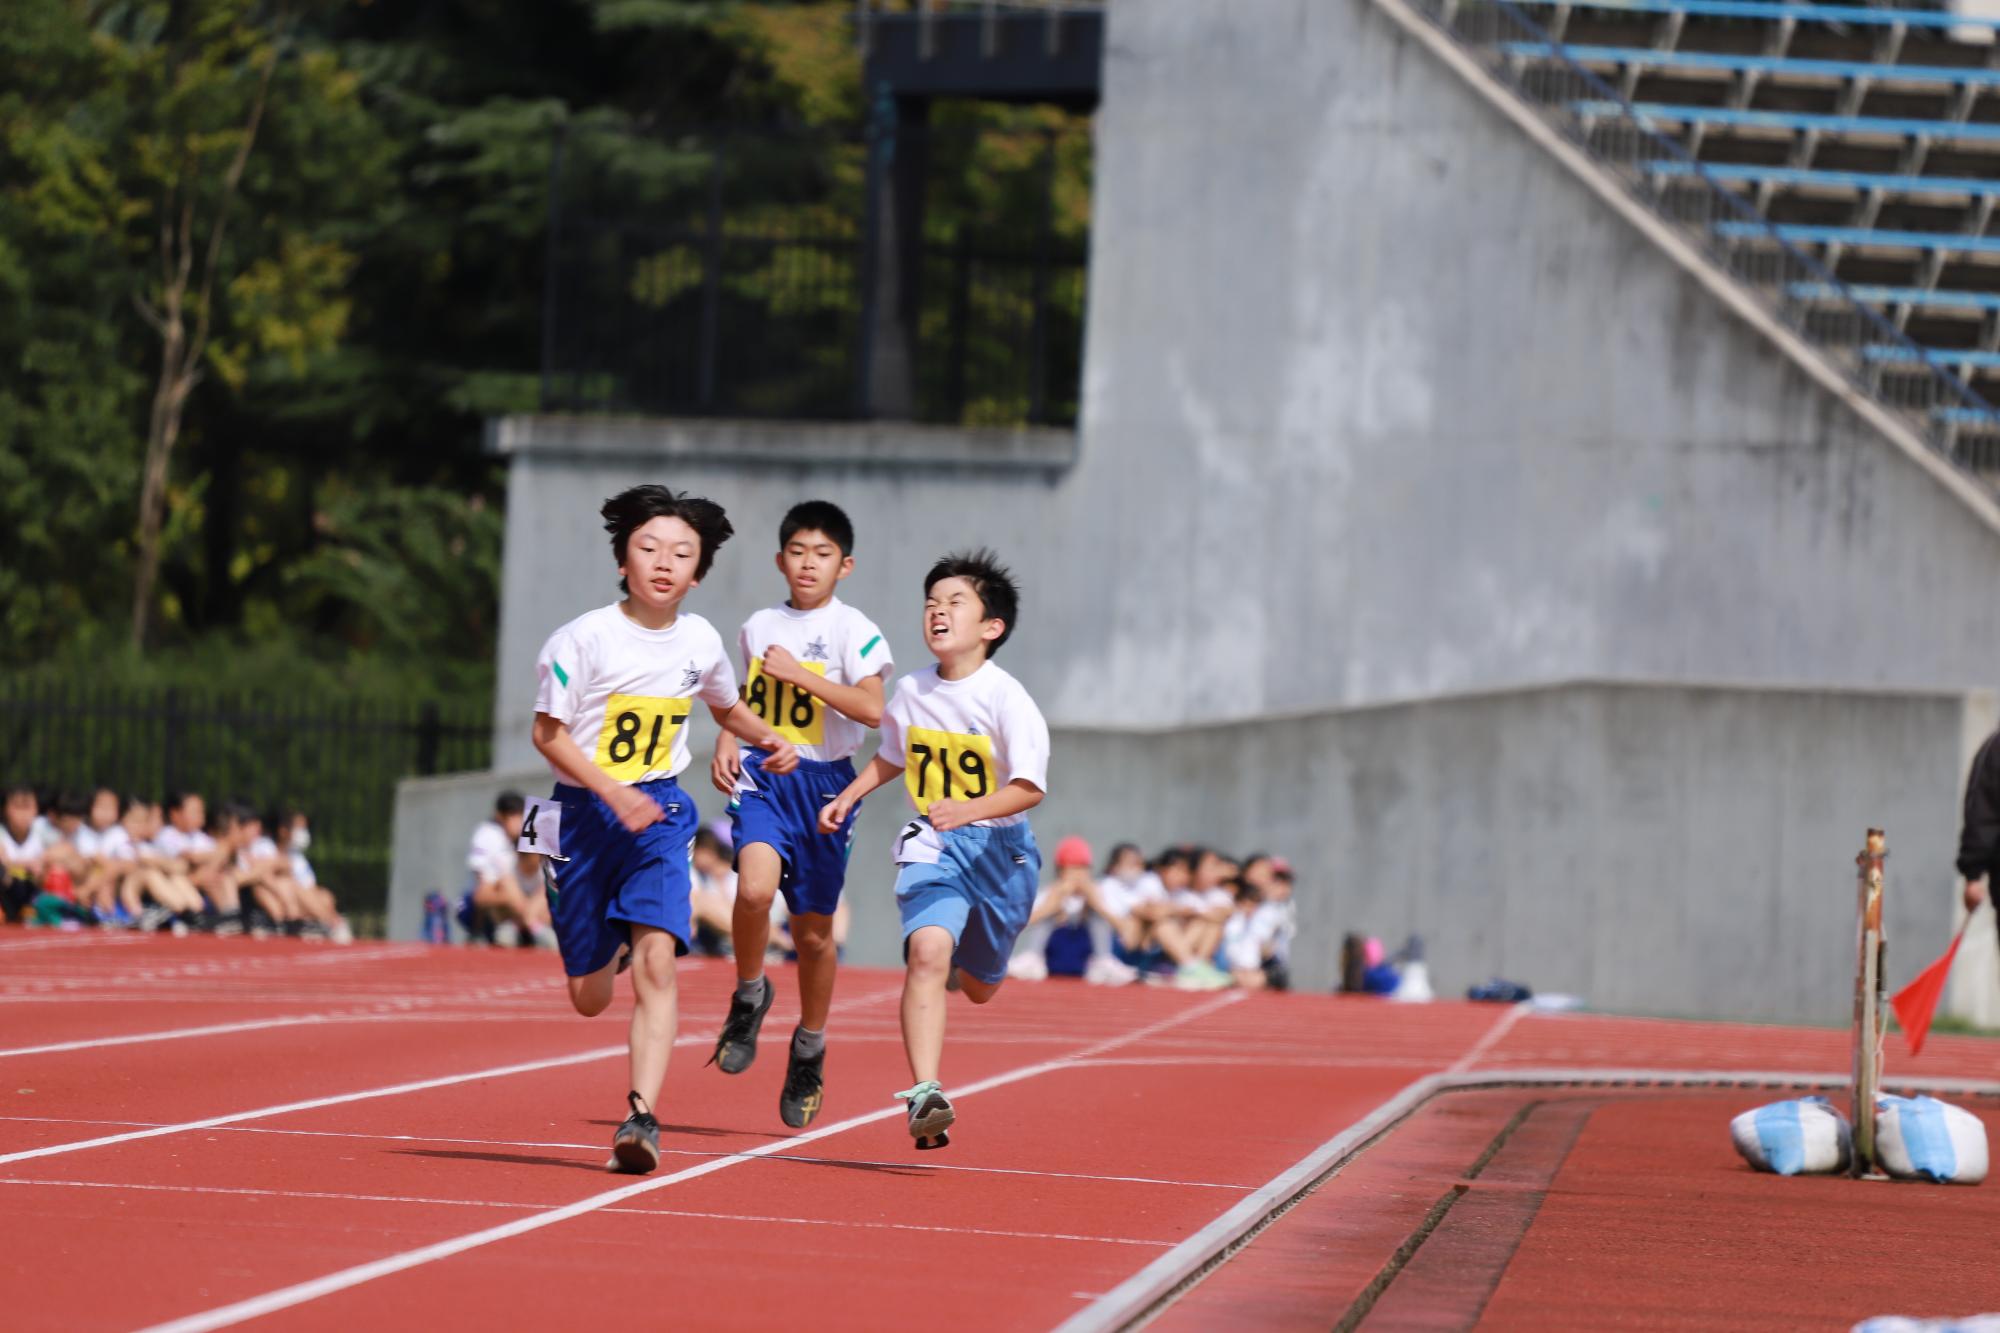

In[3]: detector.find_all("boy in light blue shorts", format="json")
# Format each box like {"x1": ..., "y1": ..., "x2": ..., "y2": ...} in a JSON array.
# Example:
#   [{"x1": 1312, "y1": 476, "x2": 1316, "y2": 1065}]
[{"x1": 819, "y1": 550, "x2": 1049, "y2": 1149}]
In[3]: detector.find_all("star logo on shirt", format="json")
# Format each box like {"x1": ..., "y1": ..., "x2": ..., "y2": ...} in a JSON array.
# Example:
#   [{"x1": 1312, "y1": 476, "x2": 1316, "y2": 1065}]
[
  {"x1": 804, "y1": 637, "x2": 830, "y2": 662},
  {"x1": 680, "y1": 662, "x2": 704, "y2": 692}
]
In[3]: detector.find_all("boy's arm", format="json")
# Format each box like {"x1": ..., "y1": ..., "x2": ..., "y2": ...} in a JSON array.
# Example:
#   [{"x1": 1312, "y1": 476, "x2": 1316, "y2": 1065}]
[
  {"x1": 708, "y1": 701, "x2": 799, "y2": 774},
  {"x1": 817, "y1": 754, "x2": 903, "y2": 833},
  {"x1": 761, "y1": 646, "x2": 887, "y2": 727},
  {"x1": 531, "y1": 712, "x2": 665, "y2": 833},
  {"x1": 926, "y1": 778, "x2": 1043, "y2": 832}
]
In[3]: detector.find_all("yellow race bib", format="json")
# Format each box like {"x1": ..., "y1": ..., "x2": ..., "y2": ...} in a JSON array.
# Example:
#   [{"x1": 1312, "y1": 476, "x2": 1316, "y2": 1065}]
[
  {"x1": 904, "y1": 726, "x2": 996, "y2": 808},
  {"x1": 593, "y1": 694, "x2": 692, "y2": 781},
  {"x1": 743, "y1": 657, "x2": 828, "y2": 746}
]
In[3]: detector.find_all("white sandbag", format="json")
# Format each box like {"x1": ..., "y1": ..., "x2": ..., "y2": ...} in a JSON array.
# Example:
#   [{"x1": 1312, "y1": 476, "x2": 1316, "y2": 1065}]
[
  {"x1": 1873, "y1": 1094, "x2": 1989, "y2": 1184},
  {"x1": 1730, "y1": 1097, "x2": 1853, "y2": 1176}
]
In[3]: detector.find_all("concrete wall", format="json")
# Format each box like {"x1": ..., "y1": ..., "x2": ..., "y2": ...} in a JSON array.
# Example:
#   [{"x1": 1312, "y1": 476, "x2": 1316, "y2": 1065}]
[
  {"x1": 386, "y1": 766, "x2": 546, "y2": 944},
  {"x1": 485, "y1": 0, "x2": 2000, "y2": 781},
  {"x1": 393, "y1": 681, "x2": 1989, "y2": 1026},
  {"x1": 424, "y1": 0, "x2": 2000, "y2": 1021}
]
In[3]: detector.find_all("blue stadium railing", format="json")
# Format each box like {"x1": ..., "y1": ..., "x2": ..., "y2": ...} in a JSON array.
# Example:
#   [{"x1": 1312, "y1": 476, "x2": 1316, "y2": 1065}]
[{"x1": 1404, "y1": 0, "x2": 2000, "y2": 468}]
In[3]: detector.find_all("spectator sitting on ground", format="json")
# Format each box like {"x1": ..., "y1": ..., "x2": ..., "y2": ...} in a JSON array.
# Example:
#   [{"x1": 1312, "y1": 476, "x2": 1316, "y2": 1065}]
[
  {"x1": 273, "y1": 807, "x2": 352, "y2": 944},
  {"x1": 2, "y1": 782, "x2": 54, "y2": 923},
  {"x1": 1253, "y1": 859, "x2": 1296, "y2": 991},
  {"x1": 221, "y1": 803, "x2": 301, "y2": 935},
  {"x1": 45, "y1": 792, "x2": 110, "y2": 920},
  {"x1": 462, "y1": 791, "x2": 555, "y2": 949},
  {"x1": 1182, "y1": 847, "x2": 1238, "y2": 961},
  {"x1": 156, "y1": 791, "x2": 244, "y2": 933},
  {"x1": 689, "y1": 827, "x2": 736, "y2": 955},
  {"x1": 1009, "y1": 836, "x2": 1114, "y2": 981},
  {"x1": 1221, "y1": 879, "x2": 1273, "y2": 990},
  {"x1": 112, "y1": 795, "x2": 201, "y2": 932}
]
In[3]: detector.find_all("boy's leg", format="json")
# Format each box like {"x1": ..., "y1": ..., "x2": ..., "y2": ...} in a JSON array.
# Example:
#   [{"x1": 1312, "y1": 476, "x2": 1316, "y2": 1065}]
[
  {"x1": 713, "y1": 842, "x2": 782, "y2": 1074},
  {"x1": 901, "y1": 925, "x2": 956, "y2": 1084},
  {"x1": 791, "y1": 911, "x2": 837, "y2": 1031},
  {"x1": 567, "y1": 952, "x2": 622, "y2": 1017},
  {"x1": 730, "y1": 843, "x2": 783, "y2": 985},
  {"x1": 955, "y1": 970, "x2": 1002, "y2": 1004},
  {"x1": 625, "y1": 924, "x2": 680, "y2": 1112}
]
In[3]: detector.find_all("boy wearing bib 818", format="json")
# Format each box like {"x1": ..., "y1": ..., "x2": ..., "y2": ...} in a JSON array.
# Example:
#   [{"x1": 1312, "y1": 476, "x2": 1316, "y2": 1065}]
[
  {"x1": 707, "y1": 500, "x2": 894, "y2": 1130},
  {"x1": 530, "y1": 485, "x2": 801, "y2": 1175},
  {"x1": 818, "y1": 549, "x2": 1048, "y2": 1150}
]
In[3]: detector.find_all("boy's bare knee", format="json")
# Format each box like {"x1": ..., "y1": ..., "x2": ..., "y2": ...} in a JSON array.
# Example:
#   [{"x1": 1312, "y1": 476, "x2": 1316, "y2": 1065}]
[
  {"x1": 792, "y1": 916, "x2": 835, "y2": 957},
  {"x1": 735, "y1": 880, "x2": 776, "y2": 913},
  {"x1": 906, "y1": 928, "x2": 953, "y2": 977}
]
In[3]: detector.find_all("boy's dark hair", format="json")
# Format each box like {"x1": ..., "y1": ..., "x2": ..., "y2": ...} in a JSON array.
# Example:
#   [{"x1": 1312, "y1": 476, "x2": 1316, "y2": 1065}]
[
  {"x1": 4, "y1": 781, "x2": 37, "y2": 803},
  {"x1": 165, "y1": 790, "x2": 200, "y2": 815},
  {"x1": 270, "y1": 805, "x2": 304, "y2": 833},
  {"x1": 692, "y1": 827, "x2": 726, "y2": 857},
  {"x1": 923, "y1": 548, "x2": 1021, "y2": 656},
  {"x1": 1233, "y1": 879, "x2": 1260, "y2": 904},
  {"x1": 495, "y1": 791, "x2": 525, "y2": 817},
  {"x1": 1103, "y1": 841, "x2": 1142, "y2": 875},
  {"x1": 55, "y1": 791, "x2": 88, "y2": 819},
  {"x1": 1153, "y1": 848, "x2": 1193, "y2": 873},
  {"x1": 780, "y1": 500, "x2": 855, "y2": 558},
  {"x1": 601, "y1": 485, "x2": 734, "y2": 591}
]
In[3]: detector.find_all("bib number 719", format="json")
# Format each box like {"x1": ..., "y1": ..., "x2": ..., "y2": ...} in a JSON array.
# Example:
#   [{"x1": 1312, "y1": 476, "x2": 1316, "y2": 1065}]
[{"x1": 903, "y1": 725, "x2": 994, "y2": 808}]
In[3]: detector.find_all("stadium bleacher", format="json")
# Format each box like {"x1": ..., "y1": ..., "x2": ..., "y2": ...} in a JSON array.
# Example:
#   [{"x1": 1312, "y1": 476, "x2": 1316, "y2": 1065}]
[{"x1": 1475, "y1": 0, "x2": 2000, "y2": 477}]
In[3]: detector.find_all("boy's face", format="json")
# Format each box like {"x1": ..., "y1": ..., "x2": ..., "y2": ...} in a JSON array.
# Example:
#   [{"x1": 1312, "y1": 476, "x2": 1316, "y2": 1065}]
[
  {"x1": 1157, "y1": 859, "x2": 1191, "y2": 890},
  {"x1": 171, "y1": 796, "x2": 204, "y2": 833},
  {"x1": 923, "y1": 576, "x2": 1003, "y2": 661},
  {"x1": 122, "y1": 804, "x2": 148, "y2": 836},
  {"x1": 777, "y1": 530, "x2": 853, "y2": 605},
  {"x1": 238, "y1": 817, "x2": 263, "y2": 846},
  {"x1": 4, "y1": 792, "x2": 34, "y2": 837},
  {"x1": 1267, "y1": 875, "x2": 1293, "y2": 903},
  {"x1": 1057, "y1": 863, "x2": 1092, "y2": 891},
  {"x1": 691, "y1": 845, "x2": 725, "y2": 876},
  {"x1": 499, "y1": 809, "x2": 524, "y2": 842},
  {"x1": 621, "y1": 515, "x2": 703, "y2": 612},
  {"x1": 1194, "y1": 851, "x2": 1235, "y2": 888},
  {"x1": 54, "y1": 810, "x2": 81, "y2": 835},
  {"x1": 89, "y1": 791, "x2": 118, "y2": 829}
]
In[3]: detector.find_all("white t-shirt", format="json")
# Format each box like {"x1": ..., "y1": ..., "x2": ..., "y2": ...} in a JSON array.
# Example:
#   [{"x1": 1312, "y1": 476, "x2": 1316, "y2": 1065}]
[
  {"x1": 1253, "y1": 899, "x2": 1296, "y2": 963},
  {"x1": 65, "y1": 824, "x2": 101, "y2": 857},
  {"x1": 0, "y1": 823, "x2": 53, "y2": 869},
  {"x1": 1098, "y1": 870, "x2": 1166, "y2": 920},
  {"x1": 466, "y1": 820, "x2": 515, "y2": 889},
  {"x1": 95, "y1": 825, "x2": 135, "y2": 863},
  {"x1": 1223, "y1": 908, "x2": 1274, "y2": 972},
  {"x1": 290, "y1": 851, "x2": 317, "y2": 888},
  {"x1": 878, "y1": 662, "x2": 1050, "y2": 829},
  {"x1": 692, "y1": 863, "x2": 737, "y2": 905},
  {"x1": 535, "y1": 604, "x2": 741, "y2": 785},
  {"x1": 154, "y1": 825, "x2": 216, "y2": 862},
  {"x1": 735, "y1": 598, "x2": 892, "y2": 763}
]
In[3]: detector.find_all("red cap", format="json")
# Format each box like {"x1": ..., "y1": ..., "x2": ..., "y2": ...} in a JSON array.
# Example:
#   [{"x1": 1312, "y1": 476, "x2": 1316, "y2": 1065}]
[
  {"x1": 1054, "y1": 835, "x2": 1094, "y2": 869},
  {"x1": 1270, "y1": 856, "x2": 1293, "y2": 877}
]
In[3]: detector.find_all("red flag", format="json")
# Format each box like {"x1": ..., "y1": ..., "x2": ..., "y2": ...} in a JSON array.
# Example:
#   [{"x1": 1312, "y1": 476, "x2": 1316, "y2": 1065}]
[{"x1": 1891, "y1": 923, "x2": 1969, "y2": 1058}]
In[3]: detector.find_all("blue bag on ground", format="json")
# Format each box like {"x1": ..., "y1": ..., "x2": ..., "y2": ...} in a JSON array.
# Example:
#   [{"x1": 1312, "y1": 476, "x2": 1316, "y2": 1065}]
[
  {"x1": 1729, "y1": 1096, "x2": 1852, "y2": 1176},
  {"x1": 1873, "y1": 1094, "x2": 1989, "y2": 1184}
]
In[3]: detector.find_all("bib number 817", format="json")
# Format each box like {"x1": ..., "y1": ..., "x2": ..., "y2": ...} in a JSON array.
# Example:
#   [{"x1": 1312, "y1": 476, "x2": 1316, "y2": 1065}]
[{"x1": 594, "y1": 694, "x2": 692, "y2": 781}]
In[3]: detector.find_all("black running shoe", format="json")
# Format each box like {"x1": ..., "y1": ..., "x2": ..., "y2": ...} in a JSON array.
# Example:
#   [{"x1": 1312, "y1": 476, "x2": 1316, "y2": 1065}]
[
  {"x1": 896, "y1": 1080, "x2": 954, "y2": 1150},
  {"x1": 779, "y1": 1033, "x2": 825, "y2": 1130},
  {"x1": 608, "y1": 1091, "x2": 660, "y2": 1174},
  {"x1": 707, "y1": 978, "x2": 772, "y2": 1075}
]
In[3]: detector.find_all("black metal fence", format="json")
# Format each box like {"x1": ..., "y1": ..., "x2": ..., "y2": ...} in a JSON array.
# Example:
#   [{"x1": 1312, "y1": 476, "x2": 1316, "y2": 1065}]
[
  {"x1": 541, "y1": 122, "x2": 1089, "y2": 427},
  {"x1": 0, "y1": 686, "x2": 490, "y2": 920}
]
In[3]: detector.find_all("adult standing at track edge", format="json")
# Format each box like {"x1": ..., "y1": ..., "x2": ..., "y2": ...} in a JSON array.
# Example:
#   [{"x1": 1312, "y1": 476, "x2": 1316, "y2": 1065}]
[{"x1": 1959, "y1": 724, "x2": 1999, "y2": 924}]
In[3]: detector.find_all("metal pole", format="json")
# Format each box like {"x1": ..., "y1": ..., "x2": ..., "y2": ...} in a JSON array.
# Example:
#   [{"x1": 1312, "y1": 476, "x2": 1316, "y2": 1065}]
[
  {"x1": 539, "y1": 124, "x2": 569, "y2": 410},
  {"x1": 1852, "y1": 827, "x2": 1888, "y2": 1177}
]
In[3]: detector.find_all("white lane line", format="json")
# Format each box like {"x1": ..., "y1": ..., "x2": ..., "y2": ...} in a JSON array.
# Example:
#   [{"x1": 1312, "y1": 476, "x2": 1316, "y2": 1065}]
[
  {"x1": 0, "y1": 933, "x2": 149, "y2": 953},
  {"x1": 0, "y1": 1114, "x2": 1259, "y2": 1192},
  {"x1": 1445, "y1": 1001, "x2": 1532, "y2": 1075},
  {"x1": 0, "y1": 1177, "x2": 1174, "y2": 1249},
  {"x1": 0, "y1": 1046, "x2": 623, "y2": 1166},
  {"x1": 137, "y1": 990, "x2": 1248, "y2": 1333},
  {"x1": 0, "y1": 984, "x2": 901, "y2": 1165},
  {"x1": 0, "y1": 1016, "x2": 331, "y2": 1060}
]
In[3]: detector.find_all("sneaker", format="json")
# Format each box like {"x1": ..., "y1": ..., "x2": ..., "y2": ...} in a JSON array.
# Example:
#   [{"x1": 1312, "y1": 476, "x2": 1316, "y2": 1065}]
[
  {"x1": 1006, "y1": 951, "x2": 1048, "y2": 982},
  {"x1": 136, "y1": 904, "x2": 173, "y2": 934},
  {"x1": 493, "y1": 920, "x2": 522, "y2": 949},
  {"x1": 530, "y1": 924, "x2": 559, "y2": 951},
  {"x1": 707, "y1": 978, "x2": 773, "y2": 1075},
  {"x1": 1173, "y1": 961, "x2": 1232, "y2": 991},
  {"x1": 896, "y1": 1080, "x2": 954, "y2": 1150},
  {"x1": 779, "y1": 1032, "x2": 826, "y2": 1130},
  {"x1": 607, "y1": 1091, "x2": 660, "y2": 1174},
  {"x1": 329, "y1": 919, "x2": 354, "y2": 945},
  {"x1": 212, "y1": 912, "x2": 245, "y2": 938},
  {"x1": 1085, "y1": 955, "x2": 1140, "y2": 986}
]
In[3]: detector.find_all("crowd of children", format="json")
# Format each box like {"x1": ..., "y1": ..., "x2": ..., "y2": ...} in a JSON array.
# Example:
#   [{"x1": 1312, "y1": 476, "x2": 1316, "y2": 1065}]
[
  {"x1": 1010, "y1": 838, "x2": 1297, "y2": 991},
  {"x1": 0, "y1": 783, "x2": 350, "y2": 941}
]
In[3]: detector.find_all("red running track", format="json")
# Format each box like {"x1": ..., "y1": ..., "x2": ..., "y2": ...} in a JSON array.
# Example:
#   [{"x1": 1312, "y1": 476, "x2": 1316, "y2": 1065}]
[{"x1": 7, "y1": 932, "x2": 1997, "y2": 1331}]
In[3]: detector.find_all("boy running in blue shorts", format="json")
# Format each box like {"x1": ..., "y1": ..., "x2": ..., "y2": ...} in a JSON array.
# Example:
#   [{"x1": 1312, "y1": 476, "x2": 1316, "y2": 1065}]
[
  {"x1": 819, "y1": 550, "x2": 1048, "y2": 1150},
  {"x1": 708, "y1": 500, "x2": 893, "y2": 1129},
  {"x1": 531, "y1": 485, "x2": 800, "y2": 1174}
]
